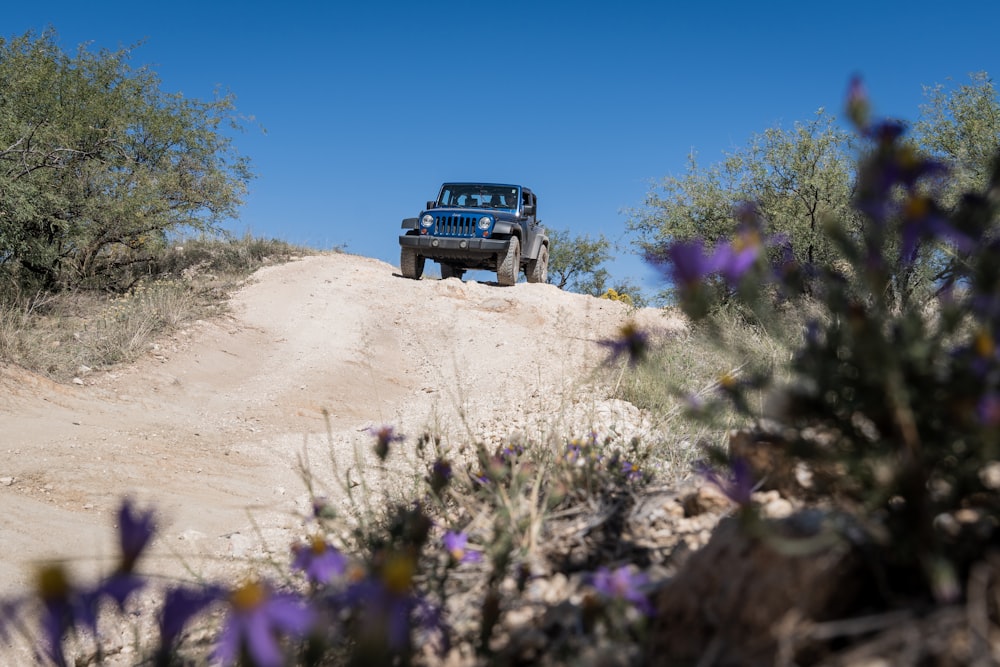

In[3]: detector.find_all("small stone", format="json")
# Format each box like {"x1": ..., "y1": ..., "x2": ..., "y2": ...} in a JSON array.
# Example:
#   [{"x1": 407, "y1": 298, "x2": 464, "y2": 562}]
[
  {"x1": 761, "y1": 497, "x2": 794, "y2": 519},
  {"x1": 0, "y1": 477, "x2": 14, "y2": 486},
  {"x1": 229, "y1": 533, "x2": 254, "y2": 558},
  {"x1": 979, "y1": 461, "x2": 1000, "y2": 490},
  {"x1": 682, "y1": 484, "x2": 732, "y2": 517},
  {"x1": 178, "y1": 530, "x2": 207, "y2": 542},
  {"x1": 72, "y1": 377, "x2": 84, "y2": 385}
]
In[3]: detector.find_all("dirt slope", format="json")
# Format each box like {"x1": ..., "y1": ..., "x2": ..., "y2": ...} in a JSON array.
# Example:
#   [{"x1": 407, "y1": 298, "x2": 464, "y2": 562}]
[{"x1": 0, "y1": 253, "x2": 683, "y2": 596}]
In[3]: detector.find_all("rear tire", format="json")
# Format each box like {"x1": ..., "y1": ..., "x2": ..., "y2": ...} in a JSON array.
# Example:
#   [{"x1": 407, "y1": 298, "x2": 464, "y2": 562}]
[
  {"x1": 526, "y1": 243, "x2": 549, "y2": 284},
  {"x1": 400, "y1": 247, "x2": 424, "y2": 279},
  {"x1": 496, "y1": 236, "x2": 521, "y2": 286}
]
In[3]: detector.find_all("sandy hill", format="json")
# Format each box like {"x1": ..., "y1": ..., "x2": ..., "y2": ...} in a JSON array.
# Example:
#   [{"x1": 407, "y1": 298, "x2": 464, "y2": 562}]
[{"x1": 0, "y1": 252, "x2": 683, "y2": 595}]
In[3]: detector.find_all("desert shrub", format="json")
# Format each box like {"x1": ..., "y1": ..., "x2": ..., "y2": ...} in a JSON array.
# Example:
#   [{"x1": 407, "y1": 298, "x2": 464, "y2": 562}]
[
  {"x1": 652, "y1": 79, "x2": 1000, "y2": 608},
  {"x1": 152, "y1": 233, "x2": 311, "y2": 278}
]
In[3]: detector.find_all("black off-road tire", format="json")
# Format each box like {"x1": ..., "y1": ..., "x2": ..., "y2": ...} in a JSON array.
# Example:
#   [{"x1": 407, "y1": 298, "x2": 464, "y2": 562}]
[
  {"x1": 400, "y1": 247, "x2": 425, "y2": 279},
  {"x1": 526, "y1": 243, "x2": 549, "y2": 284},
  {"x1": 496, "y1": 236, "x2": 521, "y2": 286},
  {"x1": 440, "y1": 263, "x2": 465, "y2": 281}
]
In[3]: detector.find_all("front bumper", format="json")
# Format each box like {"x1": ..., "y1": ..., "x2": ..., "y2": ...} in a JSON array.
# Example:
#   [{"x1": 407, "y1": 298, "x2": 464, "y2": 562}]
[{"x1": 399, "y1": 234, "x2": 509, "y2": 260}]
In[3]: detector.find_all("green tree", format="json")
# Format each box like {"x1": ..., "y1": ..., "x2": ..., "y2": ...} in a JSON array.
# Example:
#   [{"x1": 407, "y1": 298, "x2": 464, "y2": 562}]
[
  {"x1": 547, "y1": 228, "x2": 611, "y2": 295},
  {"x1": 914, "y1": 72, "x2": 1000, "y2": 209},
  {"x1": 627, "y1": 109, "x2": 856, "y2": 284},
  {"x1": 0, "y1": 29, "x2": 254, "y2": 291}
]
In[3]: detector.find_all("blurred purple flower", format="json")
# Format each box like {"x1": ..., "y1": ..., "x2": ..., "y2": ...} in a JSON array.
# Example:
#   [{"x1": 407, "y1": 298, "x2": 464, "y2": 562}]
[
  {"x1": 846, "y1": 76, "x2": 871, "y2": 131},
  {"x1": 213, "y1": 581, "x2": 314, "y2": 667},
  {"x1": 117, "y1": 497, "x2": 156, "y2": 573},
  {"x1": 96, "y1": 572, "x2": 146, "y2": 610},
  {"x1": 292, "y1": 536, "x2": 348, "y2": 585},
  {"x1": 591, "y1": 565, "x2": 652, "y2": 615},
  {"x1": 598, "y1": 321, "x2": 649, "y2": 366},
  {"x1": 34, "y1": 564, "x2": 103, "y2": 667},
  {"x1": 499, "y1": 442, "x2": 525, "y2": 460},
  {"x1": 311, "y1": 495, "x2": 332, "y2": 519},
  {"x1": 29, "y1": 504, "x2": 159, "y2": 667},
  {"x1": 428, "y1": 458, "x2": 453, "y2": 493},
  {"x1": 978, "y1": 393, "x2": 1000, "y2": 427},
  {"x1": 0, "y1": 598, "x2": 19, "y2": 643},
  {"x1": 698, "y1": 457, "x2": 756, "y2": 508},
  {"x1": 656, "y1": 239, "x2": 724, "y2": 288},
  {"x1": 855, "y1": 120, "x2": 950, "y2": 228},
  {"x1": 335, "y1": 551, "x2": 446, "y2": 654},
  {"x1": 900, "y1": 195, "x2": 976, "y2": 262},
  {"x1": 443, "y1": 531, "x2": 482, "y2": 564},
  {"x1": 621, "y1": 459, "x2": 643, "y2": 481},
  {"x1": 714, "y1": 231, "x2": 762, "y2": 285},
  {"x1": 564, "y1": 441, "x2": 584, "y2": 464},
  {"x1": 369, "y1": 425, "x2": 405, "y2": 460},
  {"x1": 157, "y1": 585, "x2": 224, "y2": 654}
]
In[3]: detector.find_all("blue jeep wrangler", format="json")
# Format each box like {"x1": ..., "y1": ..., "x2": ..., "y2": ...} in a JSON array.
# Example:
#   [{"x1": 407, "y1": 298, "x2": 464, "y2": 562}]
[{"x1": 399, "y1": 182, "x2": 549, "y2": 286}]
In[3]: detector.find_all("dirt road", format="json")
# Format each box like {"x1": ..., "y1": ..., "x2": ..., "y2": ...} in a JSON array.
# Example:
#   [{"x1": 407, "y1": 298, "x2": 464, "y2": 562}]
[{"x1": 0, "y1": 253, "x2": 682, "y2": 595}]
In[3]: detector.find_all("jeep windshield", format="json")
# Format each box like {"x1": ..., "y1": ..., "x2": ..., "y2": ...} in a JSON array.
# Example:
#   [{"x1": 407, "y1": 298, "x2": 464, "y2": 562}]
[{"x1": 437, "y1": 184, "x2": 518, "y2": 210}]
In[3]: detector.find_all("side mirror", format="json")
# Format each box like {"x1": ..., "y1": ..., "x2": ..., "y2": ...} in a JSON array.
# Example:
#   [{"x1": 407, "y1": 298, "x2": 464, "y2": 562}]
[
  {"x1": 426, "y1": 201, "x2": 437, "y2": 209},
  {"x1": 523, "y1": 204, "x2": 536, "y2": 217}
]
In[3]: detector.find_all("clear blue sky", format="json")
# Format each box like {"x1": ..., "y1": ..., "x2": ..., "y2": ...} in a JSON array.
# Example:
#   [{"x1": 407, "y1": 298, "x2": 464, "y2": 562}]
[{"x1": 6, "y1": 1, "x2": 999, "y2": 292}]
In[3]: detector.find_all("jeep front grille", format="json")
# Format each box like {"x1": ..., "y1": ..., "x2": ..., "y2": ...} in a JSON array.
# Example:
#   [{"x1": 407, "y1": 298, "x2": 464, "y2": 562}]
[{"x1": 434, "y1": 215, "x2": 476, "y2": 237}]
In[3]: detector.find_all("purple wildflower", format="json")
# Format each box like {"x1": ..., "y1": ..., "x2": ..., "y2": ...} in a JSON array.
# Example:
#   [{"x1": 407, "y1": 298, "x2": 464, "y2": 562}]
[
  {"x1": 621, "y1": 459, "x2": 643, "y2": 481},
  {"x1": 846, "y1": 75, "x2": 871, "y2": 131},
  {"x1": 591, "y1": 565, "x2": 652, "y2": 615},
  {"x1": 157, "y1": 585, "x2": 224, "y2": 654},
  {"x1": 698, "y1": 456, "x2": 756, "y2": 508},
  {"x1": 213, "y1": 581, "x2": 314, "y2": 667},
  {"x1": 978, "y1": 393, "x2": 1000, "y2": 427},
  {"x1": 428, "y1": 458, "x2": 452, "y2": 493},
  {"x1": 311, "y1": 495, "x2": 332, "y2": 519},
  {"x1": 32, "y1": 565, "x2": 120, "y2": 667},
  {"x1": 369, "y1": 425, "x2": 405, "y2": 460},
  {"x1": 442, "y1": 531, "x2": 482, "y2": 564},
  {"x1": 292, "y1": 536, "x2": 348, "y2": 585},
  {"x1": 499, "y1": 441, "x2": 525, "y2": 460},
  {"x1": 35, "y1": 564, "x2": 79, "y2": 667},
  {"x1": 337, "y1": 551, "x2": 447, "y2": 654},
  {"x1": 598, "y1": 321, "x2": 649, "y2": 366},
  {"x1": 95, "y1": 572, "x2": 146, "y2": 610},
  {"x1": 659, "y1": 239, "x2": 724, "y2": 288},
  {"x1": 117, "y1": 497, "x2": 156, "y2": 573},
  {"x1": 714, "y1": 232, "x2": 762, "y2": 286},
  {"x1": 854, "y1": 118, "x2": 950, "y2": 229},
  {"x1": 900, "y1": 194, "x2": 976, "y2": 262}
]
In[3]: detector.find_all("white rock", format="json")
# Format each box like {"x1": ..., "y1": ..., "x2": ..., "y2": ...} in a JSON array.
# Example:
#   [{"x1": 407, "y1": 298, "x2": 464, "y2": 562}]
[
  {"x1": 178, "y1": 530, "x2": 207, "y2": 542},
  {"x1": 228, "y1": 533, "x2": 254, "y2": 558}
]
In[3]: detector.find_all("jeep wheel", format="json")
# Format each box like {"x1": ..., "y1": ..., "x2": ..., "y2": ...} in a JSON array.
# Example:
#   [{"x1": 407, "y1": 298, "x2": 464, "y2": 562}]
[
  {"x1": 400, "y1": 247, "x2": 424, "y2": 279},
  {"x1": 440, "y1": 263, "x2": 465, "y2": 281},
  {"x1": 496, "y1": 236, "x2": 520, "y2": 286},
  {"x1": 526, "y1": 243, "x2": 549, "y2": 284}
]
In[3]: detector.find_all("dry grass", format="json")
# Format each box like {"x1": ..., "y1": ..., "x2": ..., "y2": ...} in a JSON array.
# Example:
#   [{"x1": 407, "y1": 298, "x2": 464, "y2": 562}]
[{"x1": 0, "y1": 234, "x2": 314, "y2": 381}]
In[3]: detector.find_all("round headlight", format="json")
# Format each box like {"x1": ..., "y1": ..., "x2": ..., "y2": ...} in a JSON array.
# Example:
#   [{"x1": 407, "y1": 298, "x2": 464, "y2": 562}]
[
  {"x1": 421, "y1": 214, "x2": 434, "y2": 227},
  {"x1": 478, "y1": 216, "x2": 492, "y2": 230}
]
